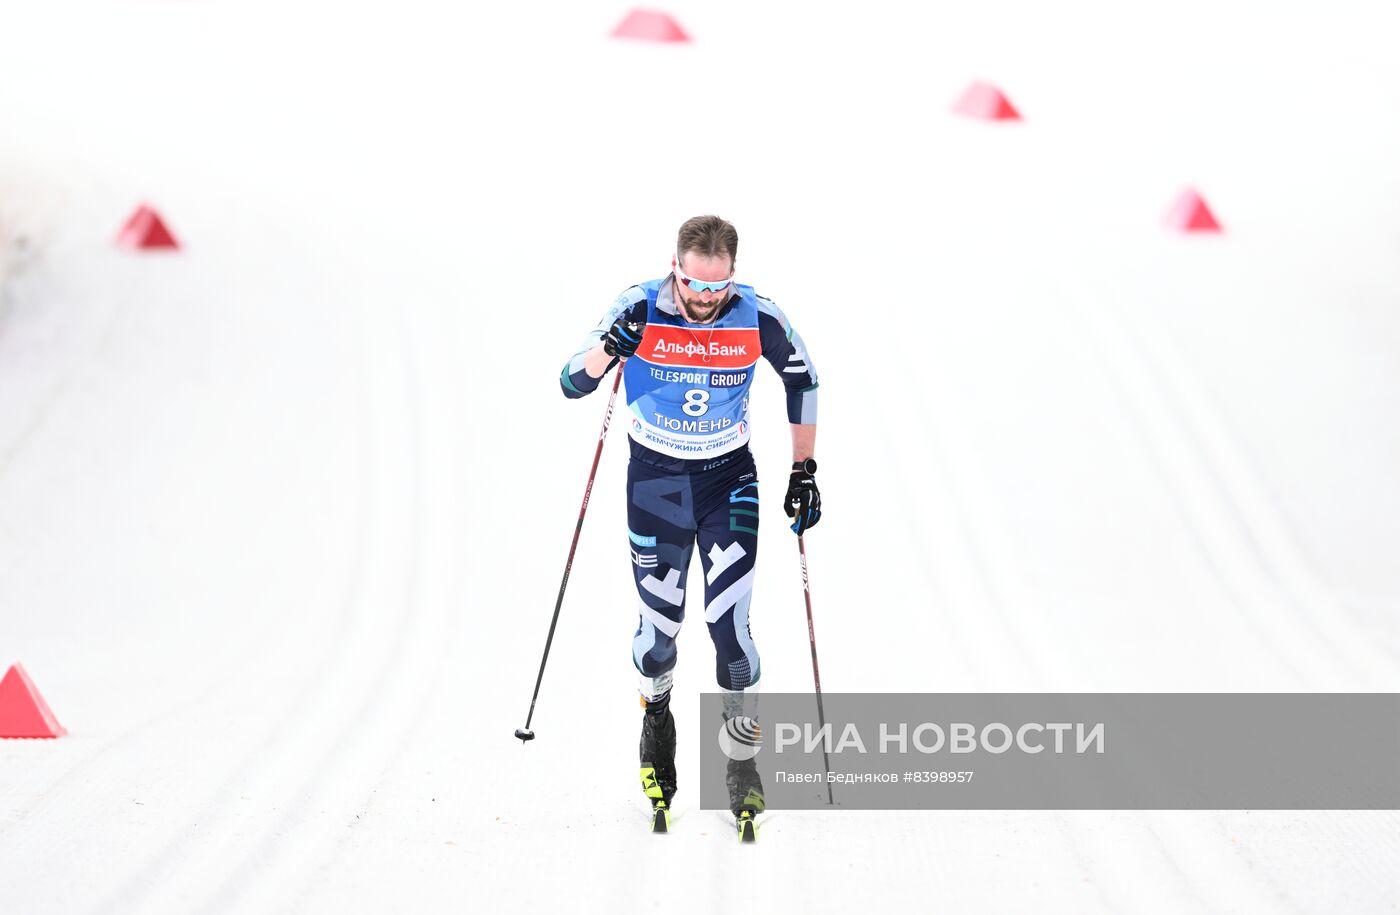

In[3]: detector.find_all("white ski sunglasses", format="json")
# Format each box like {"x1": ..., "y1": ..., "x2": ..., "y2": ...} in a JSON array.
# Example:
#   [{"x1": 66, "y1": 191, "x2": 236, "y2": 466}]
[{"x1": 673, "y1": 255, "x2": 733, "y2": 294}]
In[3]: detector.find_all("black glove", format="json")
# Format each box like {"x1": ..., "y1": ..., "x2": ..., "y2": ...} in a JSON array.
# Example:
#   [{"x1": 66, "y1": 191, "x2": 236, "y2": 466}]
[
  {"x1": 785, "y1": 458, "x2": 821, "y2": 534},
  {"x1": 603, "y1": 318, "x2": 645, "y2": 359}
]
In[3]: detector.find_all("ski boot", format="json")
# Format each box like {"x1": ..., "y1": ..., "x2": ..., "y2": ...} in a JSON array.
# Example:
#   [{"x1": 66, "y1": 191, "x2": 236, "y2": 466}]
[
  {"x1": 727, "y1": 756, "x2": 765, "y2": 843},
  {"x1": 722, "y1": 688, "x2": 764, "y2": 842},
  {"x1": 640, "y1": 692, "x2": 678, "y2": 833}
]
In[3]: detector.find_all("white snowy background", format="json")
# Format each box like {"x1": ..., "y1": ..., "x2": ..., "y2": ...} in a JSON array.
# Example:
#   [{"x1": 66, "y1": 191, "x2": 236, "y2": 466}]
[{"x1": 3, "y1": 0, "x2": 1400, "y2": 912}]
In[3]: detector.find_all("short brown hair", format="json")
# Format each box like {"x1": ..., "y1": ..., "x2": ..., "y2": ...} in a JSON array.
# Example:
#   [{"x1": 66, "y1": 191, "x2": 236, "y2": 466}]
[{"x1": 677, "y1": 215, "x2": 738, "y2": 266}]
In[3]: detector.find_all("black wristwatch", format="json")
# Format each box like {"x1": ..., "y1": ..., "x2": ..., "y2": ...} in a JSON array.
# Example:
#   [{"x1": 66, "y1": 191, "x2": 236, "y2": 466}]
[{"x1": 792, "y1": 459, "x2": 817, "y2": 475}]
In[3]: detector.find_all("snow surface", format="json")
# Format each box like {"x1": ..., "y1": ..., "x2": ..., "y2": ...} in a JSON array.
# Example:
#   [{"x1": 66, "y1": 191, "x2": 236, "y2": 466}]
[{"x1": 3, "y1": 0, "x2": 1400, "y2": 912}]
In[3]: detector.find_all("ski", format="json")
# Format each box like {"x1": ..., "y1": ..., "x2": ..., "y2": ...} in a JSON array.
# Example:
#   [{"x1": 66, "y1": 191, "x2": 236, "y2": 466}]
[
  {"x1": 736, "y1": 810, "x2": 757, "y2": 843},
  {"x1": 641, "y1": 766, "x2": 672, "y2": 833},
  {"x1": 650, "y1": 800, "x2": 670, "y2": 833}
]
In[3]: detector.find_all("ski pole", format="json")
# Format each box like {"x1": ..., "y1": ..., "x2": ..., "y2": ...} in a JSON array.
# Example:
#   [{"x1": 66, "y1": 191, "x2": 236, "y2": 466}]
[
  {"x1": 798, "y1": 533, "x2": 835, "y2": 804},
  {"x1": 516, "y1": 365, "x2": 625, "y2": 743}
]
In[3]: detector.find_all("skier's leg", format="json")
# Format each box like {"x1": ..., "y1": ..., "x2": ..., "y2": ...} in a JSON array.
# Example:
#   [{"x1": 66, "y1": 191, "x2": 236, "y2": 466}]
[
  {"x1": 696, "y1": 465, "x2": 760, "y2": 692},
  {"x1": 629, "y1": 463, "x2": 697, "y2": 697},
  {"x1": 695, "y1": 457, "x2": 765, "y2": 816},
  {"x1": 639, "y1": 684, "x2": 678, "y2": 814},
  {"x1": 628, "y1": 461, "x2": 697, "y2": 806},
  {"x1": 719, "y1": 684, "x2": 765, "y2": 817}
]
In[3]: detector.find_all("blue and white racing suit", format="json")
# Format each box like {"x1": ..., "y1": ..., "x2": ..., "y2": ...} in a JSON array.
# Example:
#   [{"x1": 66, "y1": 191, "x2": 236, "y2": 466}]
[{"x1": 561, "y1": 277, "x2": 818, "y2": 698}]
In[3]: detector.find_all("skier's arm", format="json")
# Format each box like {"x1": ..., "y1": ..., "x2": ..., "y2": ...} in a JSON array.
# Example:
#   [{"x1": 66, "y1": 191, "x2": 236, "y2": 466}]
[
  {"x1": 561, "y1": 288, "x2": 647, "y2": 398},
  {"x1": 790, "y1": 423, "x2": 816, "y2": 463},
  {"x1": 755, "y1": 294, "x2": 819, "y2": 429},
  {"x1": 757, "y1": 294, "x2": 822, "y2": 533},
  {"x1": 580, "y1": 344, "x2": 613, "y2": 380}
]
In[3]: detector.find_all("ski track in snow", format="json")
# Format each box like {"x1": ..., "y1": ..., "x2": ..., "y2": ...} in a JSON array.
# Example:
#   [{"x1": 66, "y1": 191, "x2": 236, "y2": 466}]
[{"x1": 4, "y1": 1, "x2": 1400, "y2": 912}]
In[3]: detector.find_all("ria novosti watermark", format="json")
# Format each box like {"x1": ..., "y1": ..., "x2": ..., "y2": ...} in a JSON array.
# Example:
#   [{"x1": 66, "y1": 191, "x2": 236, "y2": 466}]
[
  {"x1": 770, "y1": 720, "x2": 1105, "y2": 756},
  {"x1": 700, "y1": 693, "x2": 1400, "y2": 810}
]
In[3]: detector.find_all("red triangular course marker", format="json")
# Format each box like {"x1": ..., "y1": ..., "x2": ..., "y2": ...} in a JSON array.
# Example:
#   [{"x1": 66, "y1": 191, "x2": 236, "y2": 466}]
[
  {"x1": 1165, "y1": 188, "x2": 1222, "y2": 232},
  {"x1": 611, "y1": 9, "x2": 690, "y2": 42},
  {"x1": 953, "y1": 81, "x2": 1021, "y2": 120},
  {"x1": 0, "y1": 664, "x2": 67, "y2": 738},
  {"x1": 116, "y1": 204, "x2": 180, "y2": 250}
]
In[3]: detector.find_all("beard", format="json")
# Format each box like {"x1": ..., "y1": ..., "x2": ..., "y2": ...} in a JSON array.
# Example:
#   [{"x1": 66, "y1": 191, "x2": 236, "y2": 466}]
[{"x1": 675, "y1": 284, "x2": 725, "y2": 323}]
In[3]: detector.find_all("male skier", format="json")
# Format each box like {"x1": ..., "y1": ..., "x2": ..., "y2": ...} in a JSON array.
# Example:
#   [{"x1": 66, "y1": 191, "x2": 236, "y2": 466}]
[{"x1": 560, "y1": 215, "x2": 821, "y2": 835}]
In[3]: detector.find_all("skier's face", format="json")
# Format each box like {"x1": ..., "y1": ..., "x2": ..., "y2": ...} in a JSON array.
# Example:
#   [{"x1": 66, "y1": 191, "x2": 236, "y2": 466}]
[{"x1": 672, "y1": 251, "x2": 733, "y2": 324}]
